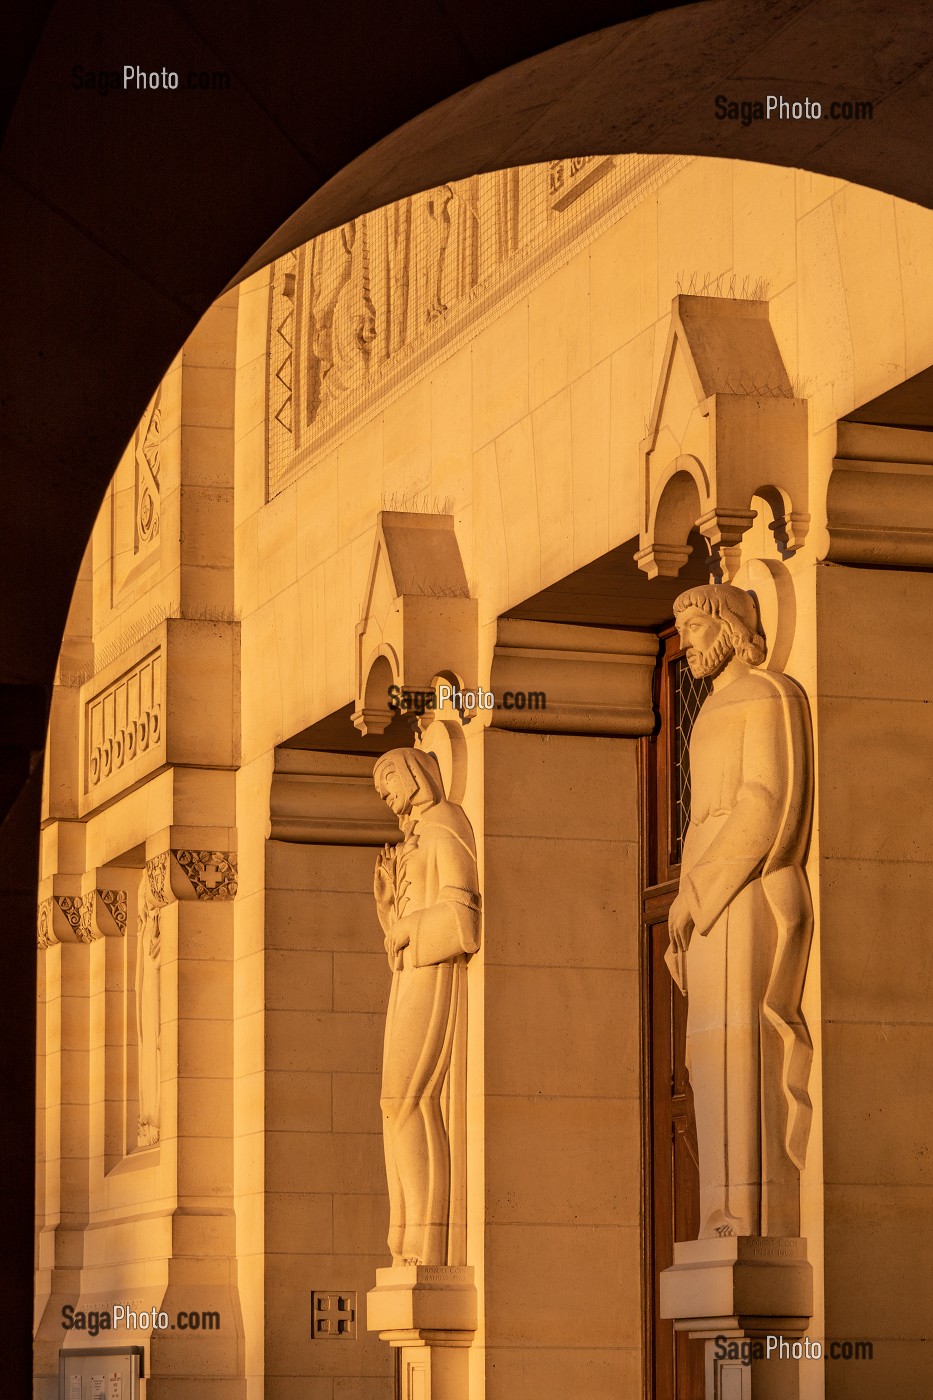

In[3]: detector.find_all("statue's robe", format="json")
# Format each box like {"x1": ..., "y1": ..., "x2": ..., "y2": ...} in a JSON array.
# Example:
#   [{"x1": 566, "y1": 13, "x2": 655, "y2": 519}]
[
  {"x1": 380, "y1": 800, "x2": 481, "y2": 1264},
  {"x1": 135, "y1": 899, "x2": 162, "y2": 1148},
  {"x1": 666, "y1": 667, "x2": 813, "y2": 1238}
]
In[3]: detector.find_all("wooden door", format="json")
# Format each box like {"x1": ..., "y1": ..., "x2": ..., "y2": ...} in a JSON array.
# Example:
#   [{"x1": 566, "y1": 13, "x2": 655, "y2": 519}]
[{"x1": 641, "y1": 628, "x2": 707, "y2": 1400}]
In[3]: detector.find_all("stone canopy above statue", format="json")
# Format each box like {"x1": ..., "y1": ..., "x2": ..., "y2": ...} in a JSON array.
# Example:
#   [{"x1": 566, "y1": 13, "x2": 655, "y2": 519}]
[
  {"x1": 352, "y1": 511, "x2": 477, "y2": 736},
  {"x1": 635, "y1": 295, "x2": 810, "y2": 583}
]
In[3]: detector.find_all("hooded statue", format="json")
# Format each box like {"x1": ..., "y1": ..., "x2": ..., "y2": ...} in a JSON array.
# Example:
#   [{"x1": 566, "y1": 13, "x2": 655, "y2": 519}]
[
  {"x1": 667, "y1": 583, "x2": 813, "y2": 1239},
  {"x1": 373, "y1": 746, "x2": 481, "y2": 1266}
]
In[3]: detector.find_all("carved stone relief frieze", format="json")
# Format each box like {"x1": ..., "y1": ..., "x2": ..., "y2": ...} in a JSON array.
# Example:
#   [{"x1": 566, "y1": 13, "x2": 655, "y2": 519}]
[
  {"x1": 84, "y1": 648, "x2": 163, "y2": 795},
  {"x1": 548, "y1": 155, "x2": 615, "y2": 210},
  {"x1": 266, "y1": 155, "x2": 690, "y2": 495},
  {"x1": 37, "y1": 898, "x2": 57, "y2": 950},
  {"x1": 172, "y1": 849, "x2": 238, "y2": 901},
  {"x1": 143, "y1": 848, "x2": 238, "y2": 903},
  {"x1": 37, "y1": 886, "x2": 130, "y2": 948},
  {"x1": 135, "y1": 388, "x2": 162, "y2": 550},
  {"x1": 55, "y1": 893, "x2": 96, "y2": 943}
]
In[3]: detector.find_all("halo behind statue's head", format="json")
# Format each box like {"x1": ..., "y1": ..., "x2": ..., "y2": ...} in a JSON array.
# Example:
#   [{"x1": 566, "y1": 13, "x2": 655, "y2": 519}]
[
  {"x1": 374, "y1": 747, "x2": 446, "y2": 810},
  {"x1": 673, "y1": 584, "x2": 767, "y2": 667}
]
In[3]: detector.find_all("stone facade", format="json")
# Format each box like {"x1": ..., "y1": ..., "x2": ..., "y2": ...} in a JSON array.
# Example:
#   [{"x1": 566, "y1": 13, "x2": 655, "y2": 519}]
[{"x1": 35, "y1": 155, "x2": 933, "y2": 1398}]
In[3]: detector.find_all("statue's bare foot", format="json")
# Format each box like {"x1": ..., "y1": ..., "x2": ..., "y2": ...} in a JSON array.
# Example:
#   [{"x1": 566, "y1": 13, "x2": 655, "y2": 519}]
[{"x1": 402, "y1": 1255, "x2": 422, "y2": 1265}]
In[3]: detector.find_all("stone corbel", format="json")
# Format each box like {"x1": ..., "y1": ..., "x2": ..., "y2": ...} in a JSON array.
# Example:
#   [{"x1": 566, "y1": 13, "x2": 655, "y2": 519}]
[
  {"x1": 489, "y1": 619, "x2": 657, "y2": 735},
  {"x1": 826, "y1": 422, "x2": 933, "y2": 567},
  {"x1": 39, "y1": 882, "x2": 95, "y2": 945},
  {"x1": 144, "y1": 846, "x2": 238, "y2": 902},
  {"x1": 352, "y1": 512, "x2": 477, "y2": 735},
  {"x1": 636, "y1": 295, "x2": 809, "y2": 583},
  {"x1": 270, "y1": 749, "x2": 401, "y2": 845},
  {"x1": 39, "y1": 878, "x2": 133, "y2": 948}
]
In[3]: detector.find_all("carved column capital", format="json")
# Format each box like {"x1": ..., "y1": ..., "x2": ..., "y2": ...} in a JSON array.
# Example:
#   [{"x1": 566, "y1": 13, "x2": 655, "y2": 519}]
[
  {"x1": 145, "y1": 848, "x2": 238, "y2": 902},
  {"x1": 172, "y1": 849, "x2": 238, "y2": 901},
  {"x1": 37, "y1": 898, "x2": 57, "y2": 950},
  {"x1": 54, "y1": 893, "x2": 97, "y2": 944}
]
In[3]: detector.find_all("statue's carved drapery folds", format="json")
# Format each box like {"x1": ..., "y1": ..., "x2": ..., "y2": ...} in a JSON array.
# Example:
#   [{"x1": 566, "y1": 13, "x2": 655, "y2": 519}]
[
  {"x1": 666, "y1": 583, "x2": 813, "y2": 1239},
  {"x1": 135, "y1": 867, "x2": 164, "y2": 1148},
  {"x1": 373, "y1": 747, "x2": 481, "y2": 1266}
]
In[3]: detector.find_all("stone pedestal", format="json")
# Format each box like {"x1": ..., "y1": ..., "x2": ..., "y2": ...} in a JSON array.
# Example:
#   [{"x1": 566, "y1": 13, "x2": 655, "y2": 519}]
[
  {"x1": 367, "y1": 1266, "x2": 476, "y2": 1400},
  {"x1": 661, "y1": 1237, "x2": 812, "y2": 1400}
]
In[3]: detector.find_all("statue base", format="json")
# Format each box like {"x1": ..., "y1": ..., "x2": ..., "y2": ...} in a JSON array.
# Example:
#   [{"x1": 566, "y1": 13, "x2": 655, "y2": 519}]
[
  {"x1": 367, "y1": 1265, "x2": 476, "y2": 1400},
  {"x1": 661, "y1": 1237, "x2": 812, "y2": 1400}
]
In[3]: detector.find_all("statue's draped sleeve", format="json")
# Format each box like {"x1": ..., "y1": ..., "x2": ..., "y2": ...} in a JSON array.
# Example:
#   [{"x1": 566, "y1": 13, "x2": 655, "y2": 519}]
[{"x1": 393, "y1": 815, "x2": 482, "y2": 968}]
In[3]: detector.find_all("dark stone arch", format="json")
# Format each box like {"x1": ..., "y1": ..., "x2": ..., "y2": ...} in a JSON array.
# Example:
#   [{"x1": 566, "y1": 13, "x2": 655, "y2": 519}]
[{"x1": 3, "y1": 0, "x2": 933, "y2": 1379}]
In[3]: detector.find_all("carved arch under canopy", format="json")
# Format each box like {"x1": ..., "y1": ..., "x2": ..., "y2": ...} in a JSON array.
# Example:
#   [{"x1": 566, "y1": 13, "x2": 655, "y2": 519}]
[{"x1": 635, "y1": 295, "x2": 809, "y2": 583}]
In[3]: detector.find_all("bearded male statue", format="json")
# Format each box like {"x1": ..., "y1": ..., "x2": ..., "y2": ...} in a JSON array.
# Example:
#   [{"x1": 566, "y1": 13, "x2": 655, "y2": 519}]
[
  {"x1": 667, "y1": 583, "x2": 813, "y2": 1240},
  {"x1": 373, "y1": 747, "x2": 482, "y2": 1266}
]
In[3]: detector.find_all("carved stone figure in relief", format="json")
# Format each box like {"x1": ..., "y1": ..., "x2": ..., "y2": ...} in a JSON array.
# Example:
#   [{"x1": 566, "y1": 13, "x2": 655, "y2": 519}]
[
  {"x1": 373, "y1": 747, "x2": 481, "y2": 1266},
  {"x1": 135, "y1": 869, "x2": 163, "y2": 1148},
  {"x1": 666, "y1": 584, "x2": 813, "y2": 1239}
]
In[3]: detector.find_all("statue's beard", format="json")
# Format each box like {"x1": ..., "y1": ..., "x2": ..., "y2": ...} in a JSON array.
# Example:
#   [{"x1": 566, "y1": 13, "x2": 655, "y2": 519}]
[{"x1": 686, "y1": 631, "x2": 734, "y2": 678}]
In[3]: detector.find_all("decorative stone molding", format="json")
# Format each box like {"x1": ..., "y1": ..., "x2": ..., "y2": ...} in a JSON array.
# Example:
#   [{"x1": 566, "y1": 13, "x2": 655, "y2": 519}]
[
  {"x1": 84, "y1": 647, "x2": 163, "y2": 793},
  {"x1": 635, "y1": 295, "x2": 809, "y2": 582},
  {"x1": 548, "y1": 155, "x2": 614, "y2": 210},
  {"x1": 489, "y1": 619, "x2": 657, "y2": 735},
  {"x1": 37, "y1": 899, "x2": 57, "y2": 950},
  {"x1": 135, "y1": 389, "x2": 162, "y2": 549},
  {"x1": 270, "y1": 750, "x2": 401, "y2": 845},
  {"x1": 826, "y1": 421, "x2": 933, "y2": 567},
  {"x1": 353, "y1": 512, "x2": 477, "y2": 736},
  {"x1": 99, "y1": 888, "x2": 128, "y2": 935},
  {"x1": 146, "y1": 851, "x2": 169, "y2": 904},
  {"x1": 367, "y1": 1264, "x2": 477, "y2": 1387},
  {"x1": 142, "y1": 848, "x2": 238, "y2": 902},
  {"x1": 38, "y1": 884, "x2": 131, "y2": 947},
  {"x1": 266, "y1": 156, "x2": 691, "y2": 495},
  {"x1": 54, "y1": 893, "x2": 96, "y2": 943},
  {"x1": 172, "y1": 849, "x2": 238, "y2": 901}
]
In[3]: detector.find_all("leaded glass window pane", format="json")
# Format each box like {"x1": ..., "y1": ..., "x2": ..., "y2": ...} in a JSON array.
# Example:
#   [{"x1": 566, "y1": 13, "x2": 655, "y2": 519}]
[{"x1": 671, "y1": 656, "x2": 712, "y2": 864}]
